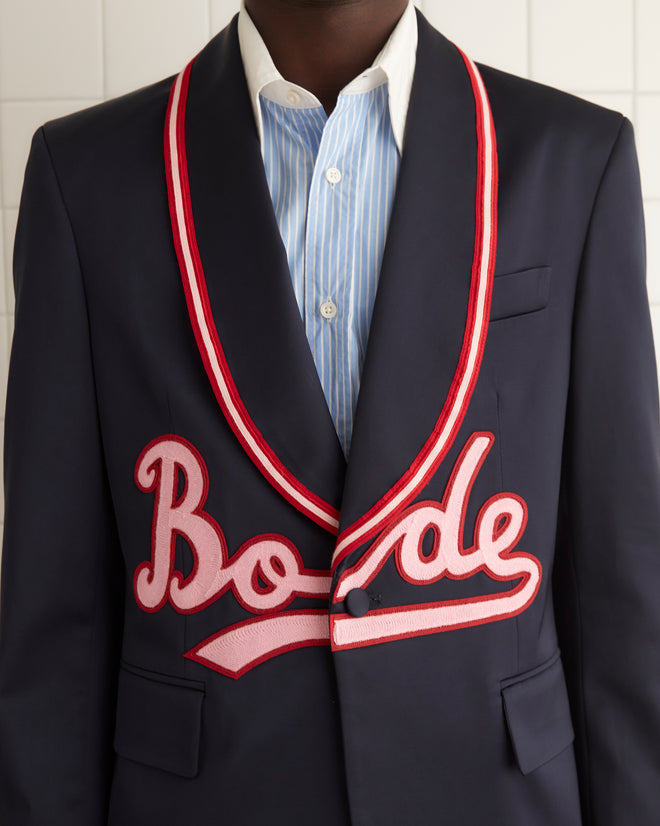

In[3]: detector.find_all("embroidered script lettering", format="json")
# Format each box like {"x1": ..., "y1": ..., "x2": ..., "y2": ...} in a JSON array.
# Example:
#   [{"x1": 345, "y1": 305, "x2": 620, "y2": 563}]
[
  {"x1": 133, "y1": 435, "x2": 330, "y2": 615},
  {"x1": 133, "y1": 432, "x2": 541, "y2": 677}
]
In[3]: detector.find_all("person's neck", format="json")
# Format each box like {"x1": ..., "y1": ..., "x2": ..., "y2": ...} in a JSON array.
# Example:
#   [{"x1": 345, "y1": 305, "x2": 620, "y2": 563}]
[{"x1": 244, "y1": 0, "x2": 409, "y2": 115}]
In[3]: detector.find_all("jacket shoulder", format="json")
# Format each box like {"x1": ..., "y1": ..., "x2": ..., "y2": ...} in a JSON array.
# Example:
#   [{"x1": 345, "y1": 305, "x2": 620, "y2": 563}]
[
  {"x1": 34, "y1": 73, "x2": 176, "y2": 187},
  {"x1": 475, "y1": 61, "x2": 629, "y2": 200},
  {"x1": 477, "y1": 61, "x2": 626, "y2": 151}
]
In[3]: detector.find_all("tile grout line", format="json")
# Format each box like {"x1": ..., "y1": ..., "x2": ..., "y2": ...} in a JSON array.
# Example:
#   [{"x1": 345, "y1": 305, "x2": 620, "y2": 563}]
[
  {"x1": 99, "y1": 0, "x2": 108, "y2": 100},
  {"x1": 100, "y1": 0, "x2": 108, "y2": 100},
  {"x1": 527, "y1": 0, "x2": 532, "y2": 80},
  {"x1": 0, "y1": 97, "x2": 103, "y2": 103},
  {"x1": 632, "y1": 0, "x2": 638, "y2": 126}
]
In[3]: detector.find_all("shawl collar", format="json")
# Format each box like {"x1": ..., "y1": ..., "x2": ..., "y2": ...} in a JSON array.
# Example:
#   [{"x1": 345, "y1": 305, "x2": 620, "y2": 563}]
[{"x1": 164, "y1": 8, "x2": 497, "y2": 565}]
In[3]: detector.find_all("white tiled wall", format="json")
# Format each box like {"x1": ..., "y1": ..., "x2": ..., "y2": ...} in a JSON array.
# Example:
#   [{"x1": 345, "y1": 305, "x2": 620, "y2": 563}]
[{"x1": 0, "y1": 0, "x2": 658, "y2": 530}]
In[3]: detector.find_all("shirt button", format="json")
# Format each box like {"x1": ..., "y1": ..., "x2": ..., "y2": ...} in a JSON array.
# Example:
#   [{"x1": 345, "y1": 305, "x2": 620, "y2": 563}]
[
  {"x1": 285, "y1": 89, "x2": 300, "y2": 105},
  {"x1": 325, "y1": 166, "x2": 342, "y2": 185},
  {"x1": 320, "y1": 299, "x2": 337, "y2": 319}
]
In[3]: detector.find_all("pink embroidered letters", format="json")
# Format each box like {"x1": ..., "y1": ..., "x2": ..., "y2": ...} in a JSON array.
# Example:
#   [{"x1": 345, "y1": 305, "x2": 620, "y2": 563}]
[
  {"x1": 132, "y1": 432, "x2": 541, "y2": 678},
  {"x1": 133, "y1": 435, "x2": 331, "y2": 615}
]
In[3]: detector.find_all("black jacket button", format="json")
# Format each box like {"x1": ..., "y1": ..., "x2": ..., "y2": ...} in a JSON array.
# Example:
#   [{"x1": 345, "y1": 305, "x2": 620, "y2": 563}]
[{"x1": 345, "y1": 588, "x2": 370, "y2": 617}]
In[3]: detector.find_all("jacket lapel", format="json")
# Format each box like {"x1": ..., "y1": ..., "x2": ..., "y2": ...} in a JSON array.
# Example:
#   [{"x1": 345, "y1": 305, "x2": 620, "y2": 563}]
[{"x1": 166, "y1": 15, "x2": 347, "y2": 533}]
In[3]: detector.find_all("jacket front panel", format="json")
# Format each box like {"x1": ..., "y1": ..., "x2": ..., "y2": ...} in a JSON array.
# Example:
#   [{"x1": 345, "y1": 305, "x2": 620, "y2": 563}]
[{"x1": 46, "y1": 16, "x2": 603, "y2": 826}]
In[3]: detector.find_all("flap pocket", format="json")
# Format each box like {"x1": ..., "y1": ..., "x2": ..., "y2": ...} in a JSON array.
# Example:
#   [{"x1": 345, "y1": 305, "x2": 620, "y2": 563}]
[
  {"x1": 113, "y1": 660, "x2": 205, "y2": 778},
  {"x1": 500, "y1": 648, "x2": 575, "y2": 775},
  {"x1": 490, "y1": 265, "x2": 551, "y2": 322}
]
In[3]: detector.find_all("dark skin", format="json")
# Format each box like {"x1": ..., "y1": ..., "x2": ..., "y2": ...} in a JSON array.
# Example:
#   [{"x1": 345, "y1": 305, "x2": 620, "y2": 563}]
[{"x1": 244, "y1": 0, "x2": 409, "y2": 115}]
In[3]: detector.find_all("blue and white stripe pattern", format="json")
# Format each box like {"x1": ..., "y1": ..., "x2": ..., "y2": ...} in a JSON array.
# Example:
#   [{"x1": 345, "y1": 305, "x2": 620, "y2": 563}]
[{"x1": 260, "y1": 84, "x2": 400, "y2": 459}]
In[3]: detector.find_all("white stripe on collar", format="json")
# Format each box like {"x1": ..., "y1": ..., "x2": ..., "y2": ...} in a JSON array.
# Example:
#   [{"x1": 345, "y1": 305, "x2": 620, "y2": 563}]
[{"x1": 237, "y1": 0, "x2": 418, "y2": 154}]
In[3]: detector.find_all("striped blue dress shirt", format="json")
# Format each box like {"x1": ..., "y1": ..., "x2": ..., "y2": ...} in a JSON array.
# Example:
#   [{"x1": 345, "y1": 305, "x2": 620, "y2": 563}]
[{"x1": 238, "y1": 2, "x2": 418, "y2": 459}]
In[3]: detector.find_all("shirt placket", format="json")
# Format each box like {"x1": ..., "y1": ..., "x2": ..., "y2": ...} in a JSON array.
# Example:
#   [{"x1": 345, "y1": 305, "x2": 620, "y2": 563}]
[{"x1": 304, "y1": 93, "x2": 364, "y2": 457}]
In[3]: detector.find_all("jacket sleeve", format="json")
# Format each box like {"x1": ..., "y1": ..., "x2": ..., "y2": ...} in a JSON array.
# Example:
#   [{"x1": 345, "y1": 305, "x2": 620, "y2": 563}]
[
  {"x1": 553, "y1": 114, "x2": 660, "y2": 824},
  {"x1": 0, "y1": 126, "x2": 125, "y2": 825}
]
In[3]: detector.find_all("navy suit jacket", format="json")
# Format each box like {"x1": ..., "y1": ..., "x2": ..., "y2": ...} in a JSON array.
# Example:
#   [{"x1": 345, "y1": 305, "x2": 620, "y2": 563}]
[{"x1": 1, "y1": 8, "x2": 659, "y2": 826}]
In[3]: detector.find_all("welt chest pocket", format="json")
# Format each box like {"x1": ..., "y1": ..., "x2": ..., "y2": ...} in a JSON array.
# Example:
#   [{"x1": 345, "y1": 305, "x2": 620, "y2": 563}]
[
  {"x1": 489, "y1": 265, "x2": 552, "y2": 322},
  {"x1": 113, "y1": 660, "x2": 205, "y2": 778},
  {"x1": 500, "y1": 647, "x2": 575, "y2": 775}
]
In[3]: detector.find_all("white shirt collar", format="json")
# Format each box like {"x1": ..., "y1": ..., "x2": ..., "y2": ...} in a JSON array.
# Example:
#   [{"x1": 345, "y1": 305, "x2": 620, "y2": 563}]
[{"x1": 237, "y1": 0, "x2": 418, "y2": 154}]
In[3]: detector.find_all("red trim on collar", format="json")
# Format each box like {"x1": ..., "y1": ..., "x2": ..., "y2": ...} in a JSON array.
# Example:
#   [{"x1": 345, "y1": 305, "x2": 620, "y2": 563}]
[{"x1": 164, "y1": 43, "x2": 497, "y2": 554}]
